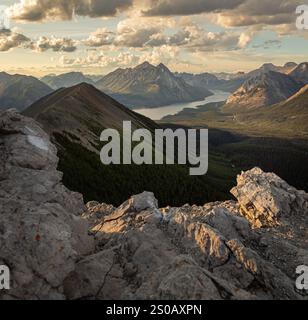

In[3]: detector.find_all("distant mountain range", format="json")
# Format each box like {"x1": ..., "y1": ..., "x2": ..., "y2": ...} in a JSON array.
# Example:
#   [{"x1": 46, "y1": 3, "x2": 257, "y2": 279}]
[
  {"x1": 213, "y1": 71, "x2": 247, "y2": 81},
  {"x1": 175, "y1": 62, "x2": 299, "y2": 94},
  {"x1": 231, "y1": 84, "x2": 308, "y2": 136},
  {"x1": 23, "y1": 83, "x2": 231, "y2": 206},
  {"x1": 0, "y1": 72, "x2": 52, "y2": 112},
  {"x1": 14, "y1": 61, "x2": 308, "y2": 214},
  {"x1": 1, "y1": 61, "x2": 308, "y2": 114},
  {"x1": 95, "y1": 62, "x2": 212, "y2": 108},
  {"x1": 225, "y1": 70, "x2": 303, "y2": 111},
  {"x1": 41, "y1": 72, "x2": 95, "y2": 90},
  {"x1": 175, "y1": 71, "x2": 247, "y2": 93},
  {"x1": 162, "y1": 79, "x2": 308, "y2": 139},
  {"x1": 246, "y1": 62, "x2": 298, "y2": 77}
]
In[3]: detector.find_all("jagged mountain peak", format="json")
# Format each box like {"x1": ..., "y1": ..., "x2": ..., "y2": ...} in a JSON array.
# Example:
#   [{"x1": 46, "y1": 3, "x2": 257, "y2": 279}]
[
  {"x1": 136, "y1": 61, "x2": 153, "y2": 68},
  {"x1": 96, "y1": 62, "x2": 212, "y2": 108},
  {"x1": 133, "y1": 61, "x2": 171, "y2": 74}
]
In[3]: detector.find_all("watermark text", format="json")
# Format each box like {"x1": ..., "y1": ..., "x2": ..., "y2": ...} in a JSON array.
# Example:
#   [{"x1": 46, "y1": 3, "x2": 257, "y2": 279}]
[
  {"x1": 100, "y1": 121, "x2": 208, "y2": 176},
  {"x1": 0, "y1": 265, "x2": 10, "y2": 290},
  {"x1": 0, "y1": 5, "x2": 10, "y2": 30},
  {"x1": 296, "y1": 5, "x2": 308, "y2": 30},
  {"x1": 295, "y1": 265, "x2": 308, "y2": 291}
]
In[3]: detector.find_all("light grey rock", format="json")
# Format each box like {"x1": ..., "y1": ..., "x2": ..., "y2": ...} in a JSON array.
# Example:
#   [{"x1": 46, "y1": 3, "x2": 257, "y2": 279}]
[
  {"x1": 130, "y1": 191, "x2": 159, "y2": 212},
  {"x1": 157, "y1": 256, "x2": 222, "y2": 300},
  {"x1": 0, "y1": 111, "x2": 307, "y2": 300},
  {"x1": 0, "y1": 110, "x2": 94, "y2": 300},
  {"x1": 81, "y1": 176, "x2": 306, "y2": 300},
  {"x1": 231, "y1": 167, "x2": 308, "y2": 228},
  {"x1": 227, "y1": 239, "x2": 300, "y2": 299}
]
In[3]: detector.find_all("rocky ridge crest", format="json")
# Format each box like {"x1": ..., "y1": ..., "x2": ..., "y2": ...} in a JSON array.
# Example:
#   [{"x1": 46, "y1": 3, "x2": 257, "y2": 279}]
[{"x1": 0, "y1": 110, "x2": 307, "y2": 300}]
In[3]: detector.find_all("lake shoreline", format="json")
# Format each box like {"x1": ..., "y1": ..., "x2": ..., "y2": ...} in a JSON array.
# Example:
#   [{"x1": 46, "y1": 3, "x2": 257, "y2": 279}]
[{"x1": 135, "y1": 90, "x2": 230, "y2": 120}]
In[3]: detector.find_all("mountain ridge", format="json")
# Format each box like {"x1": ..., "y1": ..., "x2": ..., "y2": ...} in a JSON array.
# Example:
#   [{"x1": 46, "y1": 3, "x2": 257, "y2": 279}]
[
  {"x1": 41, "y1": 72, "x2": 95, "y2": 90},
  {"x1": 224, "y1": 70, "x2": 303, "y2": 111},
  {"x1": 288, "y1": 62, "x2": 308, "y2": 84},
  {"x1": 0, "y1": 72, "x2": 53, "y2": 112},
  {"x1": 161, "y1": 81, "x2": 308, "y2": 139},
  {"x1": 23, "y1": 83, "x2": 235, "y2": 207},
  {"x1": 23, "y1": 82, "x2": 159, "y2": 149},
  {"x1": 96, "y1": 61, "x2": 213, "y2": 108}
]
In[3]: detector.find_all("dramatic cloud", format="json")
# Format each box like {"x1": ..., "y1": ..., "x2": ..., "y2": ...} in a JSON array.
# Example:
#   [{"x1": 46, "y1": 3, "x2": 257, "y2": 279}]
[
  {"x1": 112, "y1": 17, "x2": 172, "y2": 48},
  {"x1": 167, "y1": 25, "x2": 249, "y2": 51},
  {"x1": 28, "y1": 36, "x2": 78, "y2": 52},
  {"x1": 83, "y1": 20, "x2": 252, "y2": 52},
  {"x1": 215, "y1": 0, "x2": 301, "y2": 27},
  {"x1": 83, "y1": 28, "x2": 115, "y2": 47},
  {"x1": 8, "y1": 0, "x2": 133, "y2": 22},
  {"x1": 0, "y1": 29, "x2": 30, "y2": 51},
  {"x1": 143, "y1": 0, "x2": 245, "y2": 16},
  {"x1": 2, "y1": 0, "x2": 302, "y2": 75}
]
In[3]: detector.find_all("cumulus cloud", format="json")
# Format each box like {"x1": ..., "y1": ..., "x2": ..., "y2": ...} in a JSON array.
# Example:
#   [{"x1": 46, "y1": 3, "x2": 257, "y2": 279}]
[
  {"x1": 192, "y1": 31, "x2": 241, "y2": 51},
  {"x1": 168, "y1": 29, "x2": 191, "y2": 46},
  {"x1": 0, "y1": 28, "x2": 79, "y2": 53},
  {"x1": 114, "y1": 26, "x2": 165, "y2": 47},
  {"x1": 0, "y1": 20, "x2": 254, "y2": 55},
  {"x1": 0, "y1": 29, "x2": 30, "y2": 51},
  {"x1": 8, "y1": 0, "x2": 133, "y2": 22},
  {"x1": 83, "y1": 28, "x2": 115, "y2": 47},
  {"x1": 114, "y1": 17, "x2": 174, "y2": 47},
  {"x1": 143, "y1": 0, "x2": 245, "y2": 16},
  {"x1": 59, "y1": 51, "x2": 139, "y2": 68},
  {"x1": 138, "y1": 45, "x2": 180, "y2": 65},
  {"x1": 167, "y1": 25, "x2": 247, "y2": 51},
  {"x1": 237, "y1": 26, "x2": 261, "y2": 48},
  {"x1": 28, "y1": 36, "x2": 78, "y2": 52},
  {"x1": 3, "y1": 0, "x2": 296, "y2": 60},
  {"x1": 82, "y1": 20, "x2": 251, "y2": 52},
  {"x1": 58, "y1": 44, "x2": 181, "y2": 70}
]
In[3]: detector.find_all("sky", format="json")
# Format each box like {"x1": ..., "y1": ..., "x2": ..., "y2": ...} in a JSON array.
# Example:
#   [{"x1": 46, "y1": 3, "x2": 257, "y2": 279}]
[{"x1": 0, "y1": 0, "x2": 308, "y2": 77}]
